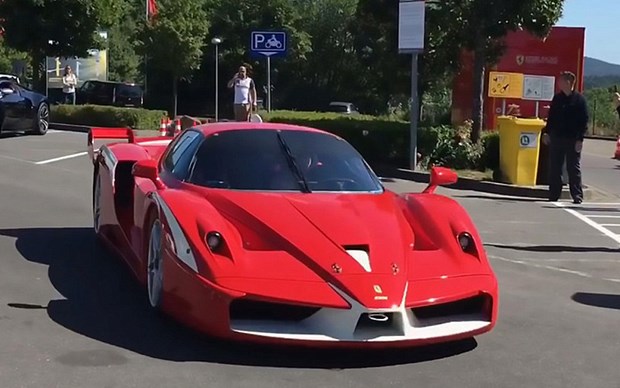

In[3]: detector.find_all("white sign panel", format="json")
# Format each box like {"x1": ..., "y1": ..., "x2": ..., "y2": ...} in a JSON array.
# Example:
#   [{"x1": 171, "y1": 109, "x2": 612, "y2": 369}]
[
  {"x1": 519, "y1": 132, "x2": 538, "y2": 148},
  {"x1": 523, "y1": 75, "x2": 555, "y2": 101},
  {"x1": 398, "y1": 0, "x2": 425, "y2": 53}
]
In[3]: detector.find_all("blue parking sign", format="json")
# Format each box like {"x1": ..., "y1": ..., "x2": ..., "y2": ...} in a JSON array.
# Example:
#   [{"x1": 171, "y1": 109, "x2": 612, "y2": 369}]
[{"x1": 250, "y1": 31, "x2": 287, "y2": 58}]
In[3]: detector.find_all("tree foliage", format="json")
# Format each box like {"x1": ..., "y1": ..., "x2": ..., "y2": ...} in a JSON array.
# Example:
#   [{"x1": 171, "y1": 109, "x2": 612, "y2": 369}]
[
  {"x1": 137, "y1": 0, "x2": 210, "y2": 116},
  {"x1": 0, "y1": 0, "x2": 105, "y2": 91},
  {"x1": 445, "y1": 0, "x2": 565, "y2": 141}
]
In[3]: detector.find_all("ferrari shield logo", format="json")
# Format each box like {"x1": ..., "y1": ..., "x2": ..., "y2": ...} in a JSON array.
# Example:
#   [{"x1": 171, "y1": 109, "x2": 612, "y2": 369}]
[
  {"x1": 516, "y1": 55, "x2": 524, "y2": 65},
  {"x1": 373, "y1": 285, "x2": 383, "y2": 294}
]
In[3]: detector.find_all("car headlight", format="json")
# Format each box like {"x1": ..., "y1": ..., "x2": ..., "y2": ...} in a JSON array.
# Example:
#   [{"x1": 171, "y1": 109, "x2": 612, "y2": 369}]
[
  {"x1": 457, "y1": 232, "x2": 474, "y2": 253},
  {"x1": 205, "y1": 231, "x2": 223, "y2": 251}
]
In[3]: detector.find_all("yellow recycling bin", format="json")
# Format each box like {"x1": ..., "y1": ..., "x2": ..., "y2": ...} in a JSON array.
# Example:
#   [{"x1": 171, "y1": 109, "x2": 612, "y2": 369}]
[{"x1": 497, "y1": 116, "x2": 545, "y2": 186}]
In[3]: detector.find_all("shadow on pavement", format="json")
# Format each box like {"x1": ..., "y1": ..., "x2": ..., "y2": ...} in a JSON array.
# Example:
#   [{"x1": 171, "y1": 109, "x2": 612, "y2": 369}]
[
  {"x1": 572, "y1": 292, "x2": 620, "y2": 311},
  {"x1": 486, "y1": 243, "x2": 619, "y2": 253},
  {"x1": 0, "y1": 226, "x2": 478, "y2": 369}
]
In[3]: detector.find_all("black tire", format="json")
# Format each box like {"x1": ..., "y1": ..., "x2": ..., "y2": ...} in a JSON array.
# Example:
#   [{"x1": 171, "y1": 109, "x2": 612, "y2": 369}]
[{"x1": 32, "y1": 102, "x2": 49, "y2": 135}]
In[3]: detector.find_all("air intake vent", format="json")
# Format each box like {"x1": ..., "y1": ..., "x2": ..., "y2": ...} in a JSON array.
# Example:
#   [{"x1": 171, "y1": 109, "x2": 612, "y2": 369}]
[{"x1": 343, "y1": 245, "x2": 371, "y2": 272}]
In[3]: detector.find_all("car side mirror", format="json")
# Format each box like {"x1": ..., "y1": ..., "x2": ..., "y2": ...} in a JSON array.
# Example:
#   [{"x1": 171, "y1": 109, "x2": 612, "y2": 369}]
[
  {"x1": 423, "y1": 166, "x2": 458, "y2": 194},
  {"x1": 132, "y1": 159, "x2": 164, "y2": 188}
]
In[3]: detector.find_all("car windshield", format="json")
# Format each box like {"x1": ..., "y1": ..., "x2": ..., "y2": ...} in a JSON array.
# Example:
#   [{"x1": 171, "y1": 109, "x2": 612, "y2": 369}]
[{"x1": 189, "y1": 129, "x2": 383, "y2": 193}]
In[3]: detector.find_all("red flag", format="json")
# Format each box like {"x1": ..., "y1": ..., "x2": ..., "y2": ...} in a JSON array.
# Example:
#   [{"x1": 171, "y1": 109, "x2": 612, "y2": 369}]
[{"x1": 147, "y1": 0, "x2": 157, "y2": 19}]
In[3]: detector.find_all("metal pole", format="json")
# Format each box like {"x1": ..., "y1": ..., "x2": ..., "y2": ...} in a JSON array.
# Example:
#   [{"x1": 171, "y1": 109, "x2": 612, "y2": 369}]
[
  {"x1": 214, "y1": 44, "x2": 219, "y2": 121},
  {"x1": 144, "y1": 0, "x2": 148, "y2": 95},
  {"x1": 535, "y1": 101, "x2": 539, "y2": 118},
  {"x1": 409, "y1": 53, "x2": 419, "y2": 171},
  {"x1": 267, "y1": 56, "x2": 271, "y2": 112}
]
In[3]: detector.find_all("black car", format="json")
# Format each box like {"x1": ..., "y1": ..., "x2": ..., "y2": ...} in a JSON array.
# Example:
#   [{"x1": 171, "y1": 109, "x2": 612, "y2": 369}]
[
  {"x1": 0, "y1": 76, "x2": 49, "y2": 136},
  {"x1": 76, "y1": 80, "x2": 144, "y2": 107}
]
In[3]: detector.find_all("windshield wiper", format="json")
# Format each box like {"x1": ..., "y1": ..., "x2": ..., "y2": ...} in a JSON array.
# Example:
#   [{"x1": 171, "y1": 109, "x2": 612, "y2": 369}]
[{"x1": 276, "y1": 131, "x2": 311, "y2": 193}]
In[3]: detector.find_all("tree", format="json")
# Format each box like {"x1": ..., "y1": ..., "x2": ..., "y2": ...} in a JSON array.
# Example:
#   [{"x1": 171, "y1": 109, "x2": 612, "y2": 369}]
[
  {"x1": 451, "y1": 0, "x2": 565, "y2": 141},
  {"x1": 203, "y1": 0, "x2": 311, "y2": 111},
  {"x1": 291, "y1": 0, "x2": 361, "y2": 108},
  {"x1": 0, "y1": 0, "x2": 105, "y2": 92},
  {"x1": 348, "y1": 0, "x2": 464, "y2": 115},
  {"x1": 137, "y1": 0, "x2": 210, "y2": 117},
  {"x1": 0, "y1": 39, "x2": 30, "y2": 79}
]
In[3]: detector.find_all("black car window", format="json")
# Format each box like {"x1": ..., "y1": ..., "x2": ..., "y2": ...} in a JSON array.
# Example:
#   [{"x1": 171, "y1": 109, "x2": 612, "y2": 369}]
[
  {"x1": 187, "y1": 129, "x2": 383, "y2": 193},
  {"x1": 162, "y1": 130, "x2": 204, "y2": 180},
  {"x1": 117, "y1": 84, "x2": 142, "y2": 97}
]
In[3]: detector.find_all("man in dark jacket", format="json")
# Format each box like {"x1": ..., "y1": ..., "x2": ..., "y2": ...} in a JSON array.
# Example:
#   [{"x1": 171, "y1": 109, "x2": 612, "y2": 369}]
[{"x1": 542, "y1": 71, "x2": 589, "y2": 204}]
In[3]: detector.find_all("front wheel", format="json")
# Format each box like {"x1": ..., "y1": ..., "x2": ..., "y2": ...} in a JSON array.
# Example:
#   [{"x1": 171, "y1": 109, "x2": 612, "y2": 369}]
[
  {"x1": 147, "y1": 219, "x2": 164, "y2": 310},
  {"x1": 32, "y1": 102, "x2": 49, "y2": 135}
]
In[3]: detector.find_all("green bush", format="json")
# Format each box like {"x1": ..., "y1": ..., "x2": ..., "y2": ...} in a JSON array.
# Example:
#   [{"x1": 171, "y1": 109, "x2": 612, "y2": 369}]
[
  {"x1": 481, "y1": 130, "x2": 500, "y2": 171},
  {"x1": 50, "y1": 104, "x2": 168, "y2": 130},
  {"x1": 417, "y1": 121, "x2": 485, "y2": 170},
  {"x1": 260, "y1": 110, "x2": 496, "y2": 171},
  {"x1": 260, "y1": 110, "x2": 410, "y2": 165}
]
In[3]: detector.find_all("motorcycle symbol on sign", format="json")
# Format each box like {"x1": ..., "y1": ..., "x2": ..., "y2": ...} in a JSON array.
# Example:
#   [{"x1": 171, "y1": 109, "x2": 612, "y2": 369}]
[{"x1": 265, "y1": 35, "x2": 283, "y2": 49}]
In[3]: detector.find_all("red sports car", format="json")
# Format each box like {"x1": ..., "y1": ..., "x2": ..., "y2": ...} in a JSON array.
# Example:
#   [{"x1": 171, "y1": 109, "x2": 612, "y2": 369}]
[{"x1": 87, "y1": 122, "x2": 498, "y2": 348}]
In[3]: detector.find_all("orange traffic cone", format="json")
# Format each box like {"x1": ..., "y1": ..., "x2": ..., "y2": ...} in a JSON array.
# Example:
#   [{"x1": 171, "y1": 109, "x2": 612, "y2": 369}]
[
  {"x1": 174, "y1": 119, "x2": 181, "y2": 135},
  {"x1": 160, "y1": 117, "x2": 168, "y2": 136}
]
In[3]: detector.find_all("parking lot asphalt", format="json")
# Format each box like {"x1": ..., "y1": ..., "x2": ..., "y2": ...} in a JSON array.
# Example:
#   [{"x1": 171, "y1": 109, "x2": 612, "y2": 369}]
[{"x1": 0, "y1": 130, "x2": 619, "y2": 388}]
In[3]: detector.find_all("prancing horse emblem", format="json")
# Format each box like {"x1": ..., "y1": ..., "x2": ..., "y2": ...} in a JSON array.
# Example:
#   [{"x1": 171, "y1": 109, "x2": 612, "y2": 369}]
[{"x1": 373, "y1": 285, "x2": 383, "y2": 294}]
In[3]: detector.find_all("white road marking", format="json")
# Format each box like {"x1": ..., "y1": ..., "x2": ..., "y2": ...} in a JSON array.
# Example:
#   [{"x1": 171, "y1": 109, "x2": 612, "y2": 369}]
[
  {"x1": 489, "y1": 255, "x2": 595, "y2": 279},
  {"x1": 584, "y1": 215, "x2": 620, "y2": 218},
  {"x1": 35, "y1": 151, "x2": 88, "y2": 165},
  {"x1": 0, "y1": 154, "x2": 34, "y2": 164},
  {"x1": 600, "y1": 224, "x2": 620, "y2": 227},
  {"x1": 553, "y1": 202, "x2": 620, "y2": 244}
]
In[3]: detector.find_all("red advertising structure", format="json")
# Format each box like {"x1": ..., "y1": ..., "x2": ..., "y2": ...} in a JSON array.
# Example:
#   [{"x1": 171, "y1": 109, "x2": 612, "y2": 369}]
[{"x1": 451, "y1": 26, "x2": 586, "y2": 130}]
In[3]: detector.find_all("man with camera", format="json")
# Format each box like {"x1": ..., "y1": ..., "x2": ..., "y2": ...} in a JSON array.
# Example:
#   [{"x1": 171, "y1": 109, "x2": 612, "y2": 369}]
[{"x1": 227, "y1": 65, "x2": 257, "y2": 122}]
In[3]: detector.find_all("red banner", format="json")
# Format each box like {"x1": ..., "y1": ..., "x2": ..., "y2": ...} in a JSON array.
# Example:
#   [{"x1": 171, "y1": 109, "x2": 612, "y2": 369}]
[{"x1": 147, "y1": 0, "x2": 157, "y2": 19}]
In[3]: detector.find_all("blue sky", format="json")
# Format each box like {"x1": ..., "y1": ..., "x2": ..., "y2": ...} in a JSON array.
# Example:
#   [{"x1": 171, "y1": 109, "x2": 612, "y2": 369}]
[{"x1": 557, "y1": 0, "x2": 618, "y2": 64}]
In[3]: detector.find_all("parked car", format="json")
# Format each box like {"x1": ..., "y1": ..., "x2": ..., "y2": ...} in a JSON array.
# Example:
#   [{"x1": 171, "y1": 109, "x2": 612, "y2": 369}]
[
  {"x1": 0, "y1": 76, "x2": 49, "y2": 136},
  {"x1": 77, "y1": 80, "x2": 144, "y2": 107},
  {"x1": 326, "y1": 101, "x2": 360, "y2": 115},
  {"x1": 87, "y1": 122, "x2": 498, "y2": 348}
]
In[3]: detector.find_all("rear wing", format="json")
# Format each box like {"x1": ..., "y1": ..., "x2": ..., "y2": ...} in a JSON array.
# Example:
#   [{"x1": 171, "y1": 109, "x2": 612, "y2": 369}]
[{"x1": 87, "y1": 127, "x2": 136, "y2": 163}]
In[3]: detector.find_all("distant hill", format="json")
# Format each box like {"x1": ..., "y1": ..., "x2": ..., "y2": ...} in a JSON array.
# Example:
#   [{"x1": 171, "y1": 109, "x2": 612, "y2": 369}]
[
  {"x1": 584, "y1": 57, "x2": 620, "y2": 89},
  {"x1": 584, "y1": 57, "x2": 620, "y2": 77}
]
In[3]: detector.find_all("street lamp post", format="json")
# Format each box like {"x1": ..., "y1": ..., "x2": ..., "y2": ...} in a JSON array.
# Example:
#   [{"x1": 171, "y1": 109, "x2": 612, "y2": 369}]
[{"x1": 211, "y1": 37, "x2": 222, "y2": 122}]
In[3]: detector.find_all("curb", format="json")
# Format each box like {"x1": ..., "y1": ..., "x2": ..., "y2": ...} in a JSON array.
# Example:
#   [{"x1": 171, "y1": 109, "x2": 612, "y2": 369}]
[
  {"x1": 50, "y1": 123, "x2": 90, "y2": 133},
  {"x1": 372, "y1": 164, "x2": 592, "y2": 200},
  {"x1": 585, "y1": 134, "x2": 617, "y2": 141}
]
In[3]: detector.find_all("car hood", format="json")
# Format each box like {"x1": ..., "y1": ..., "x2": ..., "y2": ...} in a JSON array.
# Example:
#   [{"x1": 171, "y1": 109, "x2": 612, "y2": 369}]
[{"x1": 204, "y1": 190, "x2": 413, "y2": 275}]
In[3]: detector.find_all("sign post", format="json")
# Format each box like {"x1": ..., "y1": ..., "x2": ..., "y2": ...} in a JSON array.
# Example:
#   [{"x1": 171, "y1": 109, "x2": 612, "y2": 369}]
[
  {"x1": 250, "y1": 31, "x2": 288, "y2": 112},
  {"x1": 398, "y1": 0, "x2": 425, "y2": 171}
]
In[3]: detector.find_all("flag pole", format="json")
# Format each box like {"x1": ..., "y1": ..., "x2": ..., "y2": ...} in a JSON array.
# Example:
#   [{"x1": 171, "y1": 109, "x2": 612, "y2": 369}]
[{"x1": 144, "y1": 0, "x2": 148, "y2": 95}]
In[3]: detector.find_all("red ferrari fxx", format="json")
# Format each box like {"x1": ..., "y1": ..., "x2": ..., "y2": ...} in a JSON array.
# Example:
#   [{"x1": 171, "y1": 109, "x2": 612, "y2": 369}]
[{"x1": 87, "y1": 122, "x2": 498, "y2": 348}]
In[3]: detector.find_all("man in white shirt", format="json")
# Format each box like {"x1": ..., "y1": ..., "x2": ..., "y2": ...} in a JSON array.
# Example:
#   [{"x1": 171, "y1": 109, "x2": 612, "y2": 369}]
[{"x1": 227, "y1": 65, "x2": 257, "y2": 121}]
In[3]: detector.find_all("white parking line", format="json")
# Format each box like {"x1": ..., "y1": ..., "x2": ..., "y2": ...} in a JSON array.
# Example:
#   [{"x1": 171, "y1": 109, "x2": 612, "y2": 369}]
[
  {"x1": 35, "y1": 151, "x2": 88, "y2": 165},
  {"x1": 553, "y1": 202, "x2": 620, "y2": 244},
  {"x1": 489, "y1": 255, "x2": 620, "y2": 283}
]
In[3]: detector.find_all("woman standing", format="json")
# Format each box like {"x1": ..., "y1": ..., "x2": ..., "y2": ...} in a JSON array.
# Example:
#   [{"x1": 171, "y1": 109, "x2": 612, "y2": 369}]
[{"x1": 62, "y1": 65, "x2": 78, "y2": 104}]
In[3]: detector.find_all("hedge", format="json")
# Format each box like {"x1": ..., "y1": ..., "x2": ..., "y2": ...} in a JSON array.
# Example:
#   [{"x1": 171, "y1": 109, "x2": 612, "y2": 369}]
[
  {"x1": 260, "y1": 110, "x2": 499, "y2": 171},
  {"x1": 49, "y1": 105, "x2": 500, "y2": 172},
  {"x1": 50, "y1": 104, "x2": 167, "y2": 130}
]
